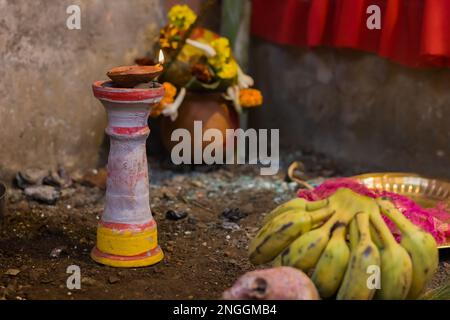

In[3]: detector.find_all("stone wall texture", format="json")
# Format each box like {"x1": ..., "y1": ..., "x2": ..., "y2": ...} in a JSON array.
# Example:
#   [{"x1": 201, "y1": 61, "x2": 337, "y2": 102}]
[
  {"x1": 0, "y1": 0, "x2": 164, "y2": 180},
  {"x1": 249, "y1": 38, "x2": 450, "y2": 178}
]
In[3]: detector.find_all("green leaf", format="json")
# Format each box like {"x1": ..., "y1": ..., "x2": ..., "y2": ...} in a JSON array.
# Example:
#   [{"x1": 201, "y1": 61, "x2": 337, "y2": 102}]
[
  {"x1": 221, "y1": 0, "x2": 245, "y2": 47},
  {"x1": 419, "y1": 280, "x2": 450, "y2": 300}
]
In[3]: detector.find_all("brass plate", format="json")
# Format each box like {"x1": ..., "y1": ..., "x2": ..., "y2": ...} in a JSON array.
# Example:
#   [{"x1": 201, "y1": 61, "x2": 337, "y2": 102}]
[{"x1": 352, "y1": 172, "x2": 450, "y2": 249}]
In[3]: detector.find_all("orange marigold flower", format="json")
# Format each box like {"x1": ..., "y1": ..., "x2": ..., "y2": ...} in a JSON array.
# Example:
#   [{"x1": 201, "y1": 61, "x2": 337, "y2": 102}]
[
  {"x1": 150, "y1": 82, "x2": 177, "y2": 117},
  {"x1": 239, "y1": 89, "x2": 263, "y2": 108},
  {"x1": 150, "y1": 103, "x2": 165, "y2": 117},
  {"x1": 162, "y1": 82, "x2": 177, "y2": 102}
]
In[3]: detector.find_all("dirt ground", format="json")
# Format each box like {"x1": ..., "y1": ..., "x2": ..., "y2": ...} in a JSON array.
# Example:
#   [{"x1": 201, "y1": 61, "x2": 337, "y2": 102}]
[{"x1": 0, "y1": 155, "x2": 449, "y2": 300}]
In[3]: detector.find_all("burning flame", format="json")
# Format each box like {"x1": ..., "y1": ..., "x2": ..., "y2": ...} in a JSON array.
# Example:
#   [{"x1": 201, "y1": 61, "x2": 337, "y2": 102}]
[{"x1": 158, "y1": 50, "x2": 165, "y2": 65}]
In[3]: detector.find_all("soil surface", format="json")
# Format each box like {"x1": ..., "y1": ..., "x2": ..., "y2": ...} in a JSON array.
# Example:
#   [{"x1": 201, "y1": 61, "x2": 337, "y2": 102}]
[{"x1": 0, "y1": 155, "x2": 449, "y2": 300}]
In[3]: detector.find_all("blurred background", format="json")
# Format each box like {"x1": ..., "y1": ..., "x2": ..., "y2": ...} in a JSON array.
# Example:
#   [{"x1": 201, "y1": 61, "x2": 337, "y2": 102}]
[
  {"x1": 0, "y1": 0, "x2": 449, "y2": 301},
  {"x1": 1, "y1": 0, "x2": 449, "y2": 180}
]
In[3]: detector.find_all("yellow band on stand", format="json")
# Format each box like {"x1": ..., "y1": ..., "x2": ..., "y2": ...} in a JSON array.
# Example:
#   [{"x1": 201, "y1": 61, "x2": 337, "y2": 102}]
[
  {"x1": 91, "y1": 247, "x2": 164, "y2": 268},
  {"x1": 96, "y1": 225, "x2": 158, "y2": 257}
]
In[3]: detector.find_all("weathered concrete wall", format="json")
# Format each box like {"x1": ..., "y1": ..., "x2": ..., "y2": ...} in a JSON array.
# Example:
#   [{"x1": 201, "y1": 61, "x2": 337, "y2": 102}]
[
  {"x1": 0, "y1": 0, "x2": 164, "y2": 180},
  {"x1": 249, "y1": 38, "x2": 450, "y2": 178}
]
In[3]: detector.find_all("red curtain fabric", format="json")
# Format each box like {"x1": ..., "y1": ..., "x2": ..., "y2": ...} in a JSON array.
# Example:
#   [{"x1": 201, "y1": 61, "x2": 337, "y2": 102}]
[{"x1": 251, "y1": 0, "x2": 450, "y2": 68}]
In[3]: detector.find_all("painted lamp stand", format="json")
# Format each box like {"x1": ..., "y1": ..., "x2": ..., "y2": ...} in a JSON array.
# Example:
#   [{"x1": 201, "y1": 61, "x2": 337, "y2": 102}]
[{"x1": 91, "y1": 80, "x2": 164, "y2": 267}]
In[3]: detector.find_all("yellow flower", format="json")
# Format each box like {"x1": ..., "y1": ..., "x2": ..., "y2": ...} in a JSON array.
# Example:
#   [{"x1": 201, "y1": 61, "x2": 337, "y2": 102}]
[
  {"x1": 239, "y1": 89, "x2": 263, "y2": 108},
  {"x1": 217, "y1": 60, "x2": 238, "y2": 79},
  {"x1": 208, "y1": 37, "x2": 231, "y2": 69},
  {"x1": 210, "y1": 38, "x2": 231, "y2": 58},
  {"x1": 168, "y1": 5, "x2": 197, "y2": 31},
  {"x1": 207, "y1": 37, "x2": 237, "y2": 79},
  {"x1": 150, "y1": 82, "x2": 177, "y2": 117}
]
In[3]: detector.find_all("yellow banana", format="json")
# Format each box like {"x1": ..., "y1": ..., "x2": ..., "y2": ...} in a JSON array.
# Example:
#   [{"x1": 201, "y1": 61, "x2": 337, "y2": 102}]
[
  {"x1": 369, "y1": 204, "x2": 412, "y2": 300},
  {"x1": 262, "y1": 197, "x2": 329, "y2": 225},
  {"x1": 278, "y1": 188, "x2": 368, "y2": 271},
  {"x1": 337, "y1": 212, "x2": 380, "y2": 300},
  {"x1": 349, "y1": 218, "x2": 359, "y2": 250},
  {"x1": 249, "y1": 188, "x2": 435, "y2": 300},
  {"x1": 377, "y1": 198, "x2": 438, "y2": 299},
  {"x1": 369, "y1": 223, "x2": 383, "y2": 248},
  {"x1": 278, "y1": 214, "x2": 337, "y2": 271},
  {"x1": 311, "y1": 224, "x2": 350, "y2": 298},
  {"x1": 249, "y1": 206, "x2": 333, "y2": 265}
]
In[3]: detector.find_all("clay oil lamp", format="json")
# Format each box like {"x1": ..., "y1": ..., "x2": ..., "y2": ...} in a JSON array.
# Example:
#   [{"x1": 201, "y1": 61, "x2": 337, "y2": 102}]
[
  {"x1": 106, "y1": 64, "x2": 163, "y2": 88},
  {"x1": 90, "y1": 51, "x2": 165, "y2": 267}
]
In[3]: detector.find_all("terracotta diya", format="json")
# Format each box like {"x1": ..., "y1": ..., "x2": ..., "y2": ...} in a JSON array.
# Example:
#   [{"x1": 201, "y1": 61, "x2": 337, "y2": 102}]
[{"x1": 107, "y1": 64, "x2": 163, "y2": 87}]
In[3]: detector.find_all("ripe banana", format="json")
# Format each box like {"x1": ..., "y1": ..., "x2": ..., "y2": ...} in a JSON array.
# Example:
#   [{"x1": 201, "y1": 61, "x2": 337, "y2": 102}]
[
  {"x1": 311, "y1": 224, "x2": 350, "y2": 298},
  {"x1": 277, "y1": 214, "x2": 338, "y2": 271},
  {"x1": 369, "y1": 223, "x2": 383, "y2": 248},
  {"x1": 276, "y1": 189, "x2": 367, "y2": 271},
  {"x1": 369, "y1": 204, "x2": 413, "y2": 300},
  {"x1": 248, "y1": 187, "x2": 438, "y2": 301},
  {"x1": 262, "y1": 197, "x2": 329, "y2": 225},
  {"x1": 337, "y1": 212, "x2": 380, "y2": 300},
  {"x1": 377, "y1": 198, "x2": 438, "y2": 299},
  {"x1": 249, "y1": 206, "x2": 333, "y2": 265}
]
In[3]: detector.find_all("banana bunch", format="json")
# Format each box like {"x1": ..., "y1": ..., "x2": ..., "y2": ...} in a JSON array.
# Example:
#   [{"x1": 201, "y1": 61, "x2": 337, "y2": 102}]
[{"x1": 248, "y1": 188, "x2": 439, "y2": 300}]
